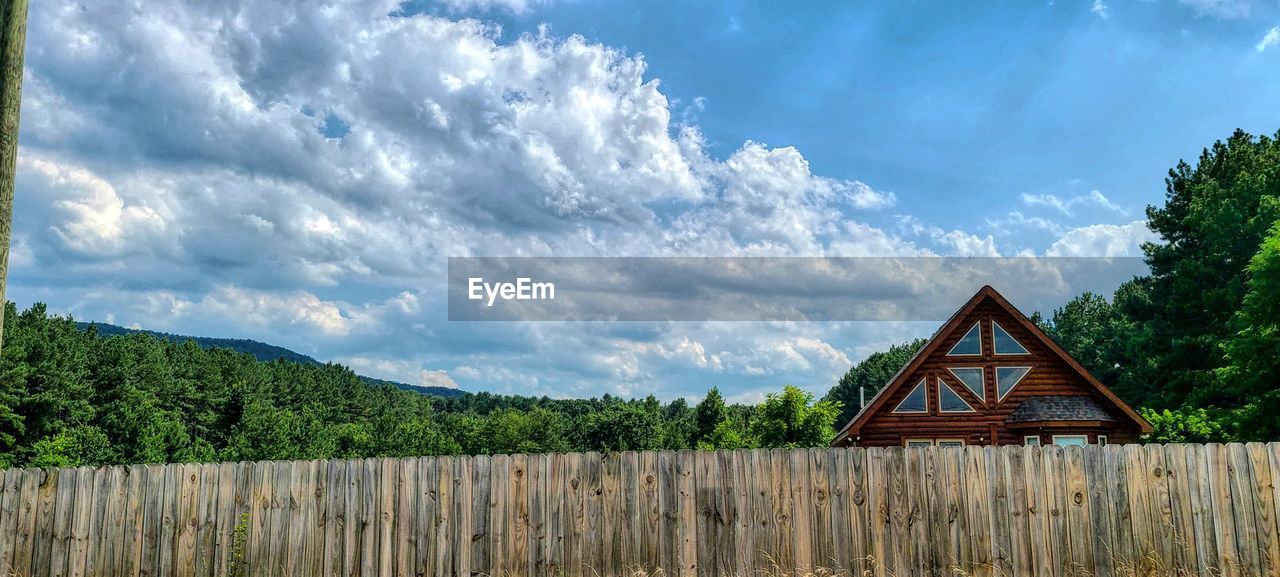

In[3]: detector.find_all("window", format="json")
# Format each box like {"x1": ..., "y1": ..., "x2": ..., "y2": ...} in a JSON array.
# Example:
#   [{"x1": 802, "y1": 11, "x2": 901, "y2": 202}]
[
  {"x1": 938, "y1": 382, "x2": 976, "y2": 413},
  {"x1": 1023, "y1": 435, "x2": 1041, "y2": 446},
  {"x1": 1098, "y1": 435, "x2": 1109, "y2": 446},
  {"x1": 1052, "y1": 435, "x2": 1088, "y2": 447},
  {"x1": 937, "y1": 439, "x2": 965, "y2": 448},
  {"x1": 947, "y1": 367, "x2": 985, "y2": 401},
  {"x1": 948, "y1": 322, "x2": 982, "y2": 356},
  {"x1": 992, "y1": 321, "x2": 1030, "y2": 355},
  {"x1": 995, "y1": 366, "x2": 1031, "y2": 401},
  {"x1": 905, "y1": 439, "x2": 934, "y2": 448},
  {"x1": 893, "y1": 379, "x2": 928, "y2": 414}
]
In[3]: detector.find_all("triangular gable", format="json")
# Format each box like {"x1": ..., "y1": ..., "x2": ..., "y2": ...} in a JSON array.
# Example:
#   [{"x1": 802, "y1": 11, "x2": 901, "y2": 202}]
[{"x1": 831, "y1": 285, "x2": 1152, "y2": 445}]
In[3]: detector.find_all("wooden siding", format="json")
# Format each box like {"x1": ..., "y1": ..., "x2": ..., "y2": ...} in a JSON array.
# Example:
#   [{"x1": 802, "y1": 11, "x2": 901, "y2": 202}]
[
  {"x1": 0, "y1": 444, "x2": 1276, "y2": 577},
  {"x1": 853, "y1": 299, "x2": 1142, "y2": 447}
]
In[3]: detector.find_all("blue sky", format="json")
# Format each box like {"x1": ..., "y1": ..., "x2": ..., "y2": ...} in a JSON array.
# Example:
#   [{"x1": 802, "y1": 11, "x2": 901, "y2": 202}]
[{"x1": 7, "y1": 0, "x2": 1280, "y2": 403}]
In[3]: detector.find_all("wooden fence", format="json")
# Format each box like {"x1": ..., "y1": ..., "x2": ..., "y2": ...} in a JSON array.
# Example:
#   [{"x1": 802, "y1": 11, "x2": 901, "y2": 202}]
[{"x1": 0, "y1": 443, "x2": 1278, "y2": 577}]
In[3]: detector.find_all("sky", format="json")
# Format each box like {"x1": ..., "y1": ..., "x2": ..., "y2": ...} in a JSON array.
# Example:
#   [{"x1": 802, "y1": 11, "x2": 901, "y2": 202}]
[{"x1": 7, "y1": 0, "x2": 1280, "y2": 404}]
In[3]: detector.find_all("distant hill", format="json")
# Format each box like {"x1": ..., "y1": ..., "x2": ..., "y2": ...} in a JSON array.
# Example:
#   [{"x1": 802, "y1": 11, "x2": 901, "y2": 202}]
[{"x1": 77, "y1": 322, "x2": 466, "y2": 398}]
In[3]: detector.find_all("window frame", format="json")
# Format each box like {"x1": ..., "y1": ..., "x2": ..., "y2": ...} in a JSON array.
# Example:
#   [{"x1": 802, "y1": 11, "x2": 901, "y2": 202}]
[
  {"x1": 1052, "y1": 435, "x2": 1089, "y2": 447},
  {"x1": 904, "y1": 439, "x2": 935, "y2": 448},
  {"x1": 991, "y1": 320, "x2": 1031, "y2": 356},
  {"x1": 1098, "y1": 435, "x2": 1109, "y2": 446},
  {"x1": 936, "y1": 439, "x2": 965, "y2": 448},
  {"x1": 994, "y1": 365, "x2": 1033, "y2": 402},
  {"x1": 937, "y1": 380, "x2": 977, "y2": 413},
  {"x1": 947, "y1": 322, "x2": 984, "y2": 356},
  {"x1": 1023, "y1": 435, "x2": 1041, "y2": 446},
  {"x1": 946, "y1": 366, "x2": 986, "y2": 402},
  {"x1": 892, "y1": 378, "x2": 929, "y2": 414}
]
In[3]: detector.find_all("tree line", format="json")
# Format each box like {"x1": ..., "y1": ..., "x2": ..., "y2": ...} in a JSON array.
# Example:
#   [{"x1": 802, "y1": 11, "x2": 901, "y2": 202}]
[{"x1": 0, "y1": 304, "x2": 840, "y2": 468}]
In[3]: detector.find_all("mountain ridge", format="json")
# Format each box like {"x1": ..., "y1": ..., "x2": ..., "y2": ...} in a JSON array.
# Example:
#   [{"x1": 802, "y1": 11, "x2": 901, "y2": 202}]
[{"x1": 76, "y1": 321, "x2": 465, "y2": 398}]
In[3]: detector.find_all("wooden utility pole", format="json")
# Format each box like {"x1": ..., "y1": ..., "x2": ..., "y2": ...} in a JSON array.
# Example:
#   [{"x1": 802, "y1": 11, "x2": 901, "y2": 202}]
[{"x1": 0, "y1": 0, "x2": 28, "y2": 352}]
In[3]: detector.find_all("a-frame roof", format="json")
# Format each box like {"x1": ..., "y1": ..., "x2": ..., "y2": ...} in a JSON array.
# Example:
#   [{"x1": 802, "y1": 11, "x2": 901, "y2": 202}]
[{"x1": 830, "y1": 285, "x2": 1152, "y2": 446}]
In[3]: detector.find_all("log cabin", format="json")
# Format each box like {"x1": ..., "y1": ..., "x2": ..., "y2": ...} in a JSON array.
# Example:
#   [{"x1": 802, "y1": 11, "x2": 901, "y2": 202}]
[{"x1": 831, "y1": 285, "x2": 1151, "y2": 448}]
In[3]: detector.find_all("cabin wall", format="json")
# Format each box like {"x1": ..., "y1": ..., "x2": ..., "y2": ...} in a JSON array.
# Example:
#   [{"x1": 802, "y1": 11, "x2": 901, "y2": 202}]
[{"x1": 850, "y1": 299, "x2": 1143, "y2": 447}]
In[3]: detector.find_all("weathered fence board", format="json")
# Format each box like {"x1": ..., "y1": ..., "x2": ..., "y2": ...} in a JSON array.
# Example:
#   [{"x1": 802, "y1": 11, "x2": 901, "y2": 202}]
[{"x1": 3, "y1": 443, "x2": 1280, "y2": 577}]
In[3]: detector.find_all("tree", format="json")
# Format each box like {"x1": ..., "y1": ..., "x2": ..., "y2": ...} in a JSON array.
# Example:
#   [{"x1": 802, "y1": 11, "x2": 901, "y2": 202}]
[
  {"x1": 750, "y1": 385, "x2": 842, "y2": 448},
  {"x1": 1133, "y1": 129, "x2": 1280, "y2": 409},
  {"x1": 1140, "y1": 407, "x2": 1230, "y2": 444},
  {"x1": 1217, "y1": 221, "x2": 1280, "y2": 440},
  {"x1": 693, "y1": 387, "x2": 726, "y2": 446},
  {"x1": 577, "y1": 402, "x2": 663, "y2": 452},
  {"x1": 824, "y1": 339, "x2": 925, "y2": 426}
]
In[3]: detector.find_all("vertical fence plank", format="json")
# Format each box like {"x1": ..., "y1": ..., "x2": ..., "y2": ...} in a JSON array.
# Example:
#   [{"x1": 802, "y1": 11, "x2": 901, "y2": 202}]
[
  {"x1": 916, "y1": 447, "x2": 936, "y2": 573},
  {"x1": 468, "y1": 454, "x2": 490, "y2": 577},
  {"x1": 769, "y1": 448, "x2": 794, "y2": 575},
  {"x1": 987, "y1": 446, "x2": 1014, "y2": 577},
  {"x1": 1227, "y1": 443, "x2": 1261, "y2": 577},
  {"x1": 865, "y1": 447, "x2": 890, "y2": 577},
  {"x1": 393, "y1": 457, "x2": 415, "y2": 577},
  {"x1": 1247, "y1": 443, "x2": 1280, "y2": 577},
  {"x1": 419, "y1": 458, "x2": 440, "y2": 577},
  {"x1": 1163, "y1": 444, "x2": 1196, "y2": 574},
  {"x1": 454, "y1": 455, "x2": 473, "y2": 577},
  {"x1": 1084, "y1": 446, "x2": 1114, "y2": 577},
  {"x1": 747, "y1": 449, "x2": 773, "y2": 575},
  {"x1": 0, "y1": 469, "x2": 19, "y2": 575},
  {"x1": 694, "y1": 450, "x2": 718, "y2": 577},
  {"x1": 966, "y1": 446, "x2": 994, "y2": 577},
  {"x1": 529, "y1": 452, "x2": 551, "y2": 576},
  {"x1": 512, "y1": 453, "x2": 531, "y2": 577},
  {"x1": 490, "y1": 453, "x2": 510, "y2": 576},
  {"x1": 30, "y1": 467, "x2": 59, "y2": 577},
  {"x1": 48, "y1": 467, "x2": 75, "y2": 577},
  {"x1": 547, "y1": 453, "x2": 566, "y2": 577}
]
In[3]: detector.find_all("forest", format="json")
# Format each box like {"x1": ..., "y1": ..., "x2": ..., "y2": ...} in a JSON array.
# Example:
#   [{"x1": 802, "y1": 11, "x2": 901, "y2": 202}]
[{"x1": 0, "y1": 128, "x2": 1277, "y2": 468}]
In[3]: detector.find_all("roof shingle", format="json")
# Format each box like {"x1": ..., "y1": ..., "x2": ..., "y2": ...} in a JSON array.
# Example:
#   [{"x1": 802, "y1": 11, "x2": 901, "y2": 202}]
[{"x1": 1006, "y1": 396, "x2": 1117, "y2": 424}]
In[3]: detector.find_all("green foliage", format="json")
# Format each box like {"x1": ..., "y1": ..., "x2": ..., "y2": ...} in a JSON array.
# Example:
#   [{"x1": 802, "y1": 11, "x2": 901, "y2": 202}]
[
  {"x1": 1140, "y1": 407, "x2": 1231, "y2": 444},
  {"x1": 750, "y1": 386, "x2": 842, "y2": 448},
  {"x1": 693, "y1": 387, "x2": 726, "y2": 446},
  {"x1": 824, "y1": 339, "x2": 925, "y2": 426},
  {"x1": 0, "y1": 302, "x2": 846, "y2": 466},
  {"x1": 1217, "y1": 221, "x2": 1280, "y2": 440}
]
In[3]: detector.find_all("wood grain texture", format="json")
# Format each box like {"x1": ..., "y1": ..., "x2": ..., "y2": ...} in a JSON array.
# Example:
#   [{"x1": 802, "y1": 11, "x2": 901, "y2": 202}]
[{"x1": 0, "y1": 443, "x2": 1273, "y2": 576}]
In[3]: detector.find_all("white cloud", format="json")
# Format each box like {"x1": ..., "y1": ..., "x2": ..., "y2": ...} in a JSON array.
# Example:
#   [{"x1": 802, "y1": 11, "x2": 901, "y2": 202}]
[
  {"x1": 1178, "y1": 0, "x2": 1252, "y2": 19},
  {"x1": 1044, "y1": 220, "x2": 1158, "y2": 257},
  {"x1": 1020, "y1": 190, "x2": 1126, "y2": 216},
  {"x1": 1257, "y1": 26, "x2": 1280, "y2": 53},
  {"x1": 1092, "y1": 0, "x2": 1110, "y2": 19},
  {"x1": 8, "y1": 0, "x2": 1160, "y2": 400}
]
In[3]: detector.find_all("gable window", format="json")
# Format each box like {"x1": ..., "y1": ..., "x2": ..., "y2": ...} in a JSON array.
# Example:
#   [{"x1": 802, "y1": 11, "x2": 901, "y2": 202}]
[
  {"x1": 992, "y1": 321, "x2": 1030, "y2": 355},
  {"x1": 947, "y1": 367, "x2": 985, "y2": 401},
  {"x1": 938, "y1": 382, "x2": 976, "y2": 413},
  {"x1": 948, "y1": 322, "x2": 983, "y2": 356},
  {"x1": 1023, "y1": 435, "x2": 1041, "y2": 446},
  {"x1": 995, "y1": 366, "x2": 1031, "y2": 401},
  {"x1": 893, "y1": 379, "x2": 928, "y2": 414},
  {"x1": 1052, "y1": 435, "x2": 1088, "y2": 447}
]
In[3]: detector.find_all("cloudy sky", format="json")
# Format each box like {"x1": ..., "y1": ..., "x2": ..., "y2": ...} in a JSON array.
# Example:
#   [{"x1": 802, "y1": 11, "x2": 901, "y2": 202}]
[{"x1": 8, "y1": 0, "x2": 1280, "y2": 403}]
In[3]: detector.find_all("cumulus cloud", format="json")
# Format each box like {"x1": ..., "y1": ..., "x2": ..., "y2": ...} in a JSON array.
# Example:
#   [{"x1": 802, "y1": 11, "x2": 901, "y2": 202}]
[
  {"x1": 8, "y1": 0, "x2": 1156, "y2": 400},
  {"x1": 1044, "y1": 221, "x2": 1158, "y2": 257}
]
